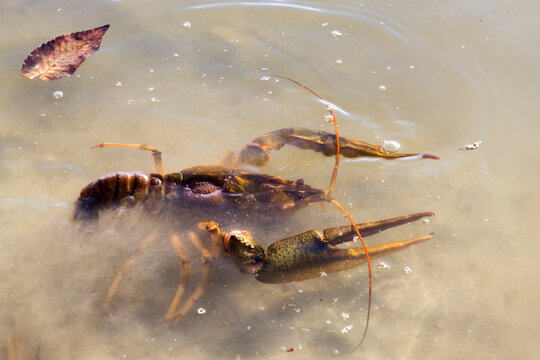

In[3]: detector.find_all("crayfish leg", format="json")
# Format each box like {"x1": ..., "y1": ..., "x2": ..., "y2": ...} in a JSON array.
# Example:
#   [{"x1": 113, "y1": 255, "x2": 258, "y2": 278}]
[
  {"x1": 171, "y1": 228, "x2": 222, "y2": 325},
  {"x1": 91, "y1": 143, "x2": 164, "y2": 174},
  {"x1": 101, "y1": 231, "x2": 157, "y2": 313},
  {"x1": 163, "y1": 234, "x2": 192, "y2": 323}
]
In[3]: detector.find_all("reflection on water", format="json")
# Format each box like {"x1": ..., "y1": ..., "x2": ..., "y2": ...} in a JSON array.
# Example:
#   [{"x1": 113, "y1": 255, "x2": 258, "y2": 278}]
[{"x1": 1, "y1": 0, "x2": 539, "y2": 359}]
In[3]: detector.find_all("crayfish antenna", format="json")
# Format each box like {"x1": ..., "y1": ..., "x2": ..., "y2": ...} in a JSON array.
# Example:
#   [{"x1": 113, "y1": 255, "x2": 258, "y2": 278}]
[
  {"x1": 270, "y1": 75, "x2": 371, "y2": 350},
  {"x1": 330, "y1": 199, "x2": 372, "y2": 350},
  {"x1": 268, "y1": 75, "x2": 341, "y2": 194}
]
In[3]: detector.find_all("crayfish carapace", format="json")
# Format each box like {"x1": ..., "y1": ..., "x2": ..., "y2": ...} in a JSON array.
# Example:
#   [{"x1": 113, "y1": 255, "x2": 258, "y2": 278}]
[{"x1": 73, "y1": 78, "x2": 438, "y2": 347}]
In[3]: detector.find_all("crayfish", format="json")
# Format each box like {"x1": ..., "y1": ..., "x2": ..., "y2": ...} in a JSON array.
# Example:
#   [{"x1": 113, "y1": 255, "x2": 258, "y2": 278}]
[{"x1": 73, "y1": 77, "x2": 438, "y2": 347}]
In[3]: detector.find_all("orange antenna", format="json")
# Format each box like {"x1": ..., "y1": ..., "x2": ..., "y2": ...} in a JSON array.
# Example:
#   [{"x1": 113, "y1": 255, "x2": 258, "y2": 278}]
[
  {"x1": 269, "y1": 75, "x2": 372, "y2": 349},
  {"x1": 268, "y1": 75, "x2": 341, "y2": 193}
]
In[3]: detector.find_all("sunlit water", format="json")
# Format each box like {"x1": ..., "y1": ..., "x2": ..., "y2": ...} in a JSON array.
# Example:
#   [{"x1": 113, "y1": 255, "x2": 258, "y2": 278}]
[{"x1": 1, "y1": 0, "x2": 539, "y2": 359}]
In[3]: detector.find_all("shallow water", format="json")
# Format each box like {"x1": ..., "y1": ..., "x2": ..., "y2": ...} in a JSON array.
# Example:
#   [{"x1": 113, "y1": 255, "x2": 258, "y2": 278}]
[{"x1": 1, "y1": 0, "x2": 539, "y2": 359}]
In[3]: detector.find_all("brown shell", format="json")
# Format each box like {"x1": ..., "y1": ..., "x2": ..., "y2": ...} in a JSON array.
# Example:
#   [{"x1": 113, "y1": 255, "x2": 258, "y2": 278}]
[{"x1": 21, "y1": 24, "x2": 110, "y2": 81}]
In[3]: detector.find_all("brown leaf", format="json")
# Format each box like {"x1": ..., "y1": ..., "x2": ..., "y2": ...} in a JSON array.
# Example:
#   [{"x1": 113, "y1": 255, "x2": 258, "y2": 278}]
[{"x1": 21, "y1": 24, "x2": 110, "y2": 81}]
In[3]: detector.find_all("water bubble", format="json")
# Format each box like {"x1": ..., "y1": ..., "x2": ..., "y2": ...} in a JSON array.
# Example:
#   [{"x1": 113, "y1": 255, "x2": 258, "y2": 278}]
[
  {"x1": 182, "y1": 21, "x2": 191, "y2": 28},
  {"x1": 404, "y1": 266, "x2": 412, "y2": 274},
  {"x1": 319, "y1": 271, "x2": 328, "y2": 277},
  {"x1": 341, "y1": 312, "x2": 350, "y2": 319},
  {"x1": 260, "y1": 76, "x2": 270, "y2": 81},
  {"x1": 378, "y1": 262, "x2": 391, "y2": 270},
  {"x1": 352, "y1": 235, "x2": 359, "y2": 243},
  {"x1": 341, "y1": 325, "x2": 354, "y2": 333},
  {"x1": 197, "y1": 307, "x2": 206, "y2": 314},
  {"x1": 115, "y1": 81, "x2": 122, "y2": 87},
  {"x1": 378, "y1": 85, "x2": 387, "y2": 91},
  {"x1": 335, "y1": 59, "x2": 343, "y2": 64},
  {"x1": 52, "y1": 90, "x2": 63, "y2": 99},
  {"x1": 322, "y1": 22, "x2": 329, "y2": 27},
  {"x1": 331, "y1": 30, "x2": 343, "y2": 38},
  {"x1": 324, "y1": 114, "x2": 333, "y2": 122},
  {"x1": 422, "y1": 218, "x2": 430, "y2": 225},
  {"x1": 382, "y1": 140, "x2": 401, "y2": 153}
]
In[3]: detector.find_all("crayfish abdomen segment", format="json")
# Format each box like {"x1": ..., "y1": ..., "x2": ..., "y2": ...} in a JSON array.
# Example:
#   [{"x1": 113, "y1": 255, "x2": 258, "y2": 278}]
[{"x1": 73, "y1": 172, "x2": 183, "y2": 221}]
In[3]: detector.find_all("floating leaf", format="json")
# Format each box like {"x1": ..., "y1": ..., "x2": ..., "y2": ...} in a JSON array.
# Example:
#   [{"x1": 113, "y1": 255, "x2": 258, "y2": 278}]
[{"x1": 21, "y1": 24, "x2": 110, "y2": 81}]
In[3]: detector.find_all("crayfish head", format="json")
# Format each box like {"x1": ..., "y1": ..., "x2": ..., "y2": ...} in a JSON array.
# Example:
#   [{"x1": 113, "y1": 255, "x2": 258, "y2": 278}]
[{"x1": 223, "y1": 231, "x2": 265, "y2": 275}]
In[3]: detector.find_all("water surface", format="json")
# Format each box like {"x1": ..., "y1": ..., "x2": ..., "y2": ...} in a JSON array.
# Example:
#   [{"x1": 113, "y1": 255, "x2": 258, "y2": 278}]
[{"x1": 1, "y1": 0, "x2": 538, "y2": 359}]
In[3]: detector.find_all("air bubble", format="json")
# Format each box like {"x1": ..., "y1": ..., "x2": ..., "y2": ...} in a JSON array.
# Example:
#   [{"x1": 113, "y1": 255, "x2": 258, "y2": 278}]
[
  {"x1": 422, "y1": 218, "x2": 430, "y2": 225},
  {"x1": 182, "y1": 21, "x2": 191, "y2": 28},
  {"x1": 378, "y1": 85, "x2": 387, "y2": 91},
  {"x1": 341, "y1": 312, "x2": 350, "y2": 319},
  {"x1": 52, "y1": 90, "x2": 63, "y2": 99},
  {"x1": 319, "y1": 272, "x2": 328, "y2": 277},
  {"x1": 197, "y1": 307, "x2": 206, "y2": 314},
  {"x1": 382, "y1": 140, "x2": 400, "y2": 153},
  {"x1": 331, "y1": 30, "x2": 343, "y2": 38},
  {"x1": 341, "y1": 325, "x2": 354, "y2": 333},
  {"x1": 115, "y1": 81, "x2": 122, "y2": 87},
  {"x1": 404, "y1": 266, "x2": 412, "y2": 274},
  {"x1": 378, "y1": 262, "x2": 391, "y2": 270}
]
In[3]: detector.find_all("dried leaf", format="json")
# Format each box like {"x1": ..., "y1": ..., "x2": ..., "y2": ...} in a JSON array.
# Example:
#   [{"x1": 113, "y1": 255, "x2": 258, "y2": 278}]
[{"x1": 21, "y1": 24, "x2": 110, "y2": 81}]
